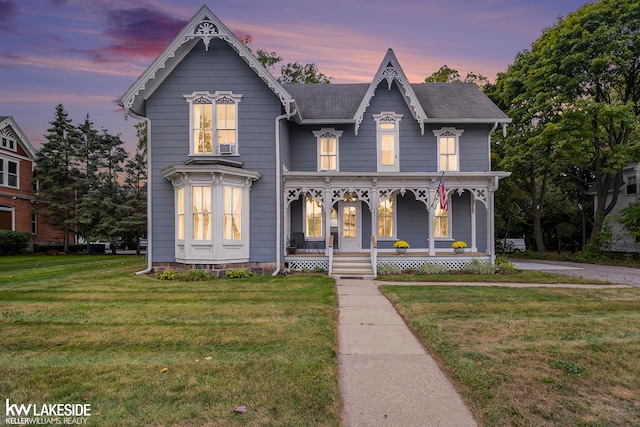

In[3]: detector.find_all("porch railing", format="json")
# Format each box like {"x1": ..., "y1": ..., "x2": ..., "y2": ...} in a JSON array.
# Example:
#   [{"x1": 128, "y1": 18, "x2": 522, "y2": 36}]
[
  {"x1": 370, "y1": 235, "x2": 377, "y2": 278},
  {"x1": 328, "y1": 234, "x2": 334, "y2": 276}
]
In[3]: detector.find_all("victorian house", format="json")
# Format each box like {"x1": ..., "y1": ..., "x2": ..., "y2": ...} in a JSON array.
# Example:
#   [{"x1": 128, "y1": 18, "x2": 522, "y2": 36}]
[{"x1": 120, "y1": 6, "x2": 511, "y2": 277}]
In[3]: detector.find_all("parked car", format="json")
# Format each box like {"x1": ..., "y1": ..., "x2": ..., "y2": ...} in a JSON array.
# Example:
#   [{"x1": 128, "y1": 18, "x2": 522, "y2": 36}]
[
  {"x1": 139, "y1": 239, "x2": 147, "y2": 250},
  {"x1": 90, "y1": 240, "x2": 111, "y2": 250},
  {"x1": 497, "y1": 238, "x2": 526, "y2": 253}
]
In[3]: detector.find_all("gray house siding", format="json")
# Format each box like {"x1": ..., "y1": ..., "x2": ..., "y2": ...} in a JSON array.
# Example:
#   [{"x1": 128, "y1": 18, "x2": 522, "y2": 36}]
[{"x1": 146, "y1": 39, "x2": 283, "y2": 264}]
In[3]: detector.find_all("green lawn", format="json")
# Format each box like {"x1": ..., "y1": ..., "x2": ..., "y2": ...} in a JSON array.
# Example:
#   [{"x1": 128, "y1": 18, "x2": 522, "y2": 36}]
[
  {"x1": 0, "y1": 255, "x2": 340, "y2": 426},
  {"x1": 379, "y1": 285, "x2": 640, "y2": 426}
]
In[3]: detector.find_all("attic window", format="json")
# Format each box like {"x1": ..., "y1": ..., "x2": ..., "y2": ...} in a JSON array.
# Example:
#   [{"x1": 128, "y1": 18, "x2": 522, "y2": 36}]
[{"x1": 1, "y1": 129, "x2": 16, "y2": 152}]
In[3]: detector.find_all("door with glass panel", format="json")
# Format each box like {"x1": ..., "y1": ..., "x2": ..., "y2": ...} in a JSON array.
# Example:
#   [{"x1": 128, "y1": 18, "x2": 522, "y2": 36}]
[{"x1": 339, "y1": 201, "x2": 361, "y2": 252}]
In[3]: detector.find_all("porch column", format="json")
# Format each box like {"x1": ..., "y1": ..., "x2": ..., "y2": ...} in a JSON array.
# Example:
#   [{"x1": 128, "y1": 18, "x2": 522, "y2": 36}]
[
  {"x1": 324, "y1": 187, "x2": 331, "y2": 256},
  {"x1": 488, "y1": 188, "x2": 495, "y2": 262},
  {"x1": 470, "y1": 192, "x2": 478, "y2": 252},
  {"x1": 284, "y1": 193, "x2": 290, "y2": 255},
  {"x1": 428, "y1": 205, "x2": 435, "y2": 256}
]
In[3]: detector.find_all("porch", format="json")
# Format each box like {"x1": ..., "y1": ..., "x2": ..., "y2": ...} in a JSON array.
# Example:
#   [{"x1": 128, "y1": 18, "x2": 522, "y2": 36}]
[{"x1": 284, "y1": 236, "x2": 491, "y2": 278}]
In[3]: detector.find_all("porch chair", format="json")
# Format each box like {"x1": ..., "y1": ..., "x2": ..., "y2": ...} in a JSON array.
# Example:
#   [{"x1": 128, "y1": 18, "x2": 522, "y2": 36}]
[{"x1": 292, "y1": 232, "x2": 307, "y2": 252}]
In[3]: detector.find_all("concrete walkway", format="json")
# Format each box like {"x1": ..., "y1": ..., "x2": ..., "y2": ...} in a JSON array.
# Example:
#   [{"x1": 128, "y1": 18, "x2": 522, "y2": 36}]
[{"x1": 337, "y1": 278, "x2": 477, "y2": 427}]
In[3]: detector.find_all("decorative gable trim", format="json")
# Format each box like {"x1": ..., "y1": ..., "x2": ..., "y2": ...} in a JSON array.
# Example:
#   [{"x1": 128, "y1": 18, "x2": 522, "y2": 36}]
[
  {"x1": 0, "y1": 116, "x2": 36, "y2": 161},
  {"x1": 353, "y1": 49, "x2": 427, "y2": 136},
  {"x1": 119, "y1": 6, "x2": 294, "y2": 116}
]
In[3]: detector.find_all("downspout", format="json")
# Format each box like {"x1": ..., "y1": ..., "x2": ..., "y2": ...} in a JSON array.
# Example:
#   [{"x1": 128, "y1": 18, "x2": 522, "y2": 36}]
[
  {"x1": 126, "y1": 111, "x2": 153, "y2": 275},
  {"x1": 272, "y1": 106, "x2": 297, "y2": 276}
]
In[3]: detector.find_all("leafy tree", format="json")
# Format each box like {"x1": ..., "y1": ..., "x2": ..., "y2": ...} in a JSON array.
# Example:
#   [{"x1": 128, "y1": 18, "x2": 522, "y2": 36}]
[
  {"x1": 425, "y1": 65, "x2": 489, "y2": 88},
  {"x1": 135, "y1": 121, "x2": 147, "y2": 155},
  {"x1": 117, "y1": 148, "x2": 147, "y2": 255},
  {"x1": 278, "y1": 62, "x2": 331, "y2": 84},
  {"x1": 490, "y1": 0, "x2": 640, "y2": 249},
  {"x1": 241, "y1": 35, "x2": 330, "y2": 84},
  {"x1": 35, "y1": 104, "x2": 83, "y2": 252},
  {"x1": 618, "y1": 200, "x2": 640, "y2": 251}
]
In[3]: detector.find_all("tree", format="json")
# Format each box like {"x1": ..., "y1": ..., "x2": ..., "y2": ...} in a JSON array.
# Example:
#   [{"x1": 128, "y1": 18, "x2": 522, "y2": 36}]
[
  {"x1": 241, "y1": 35, "x2": 330, "y2": 84},
  {"x1": 425, "y1": 65, "x2": 489, "y2": 88},
  {"x1": 117, "y1": 148, "x2": 147, "y2": 255},
  {"x1": 35, "y1": 104, "x2": 83, "y2": 252},
  {"x1": 490, "y1": 0, "x2": 640, "y2": 249},
  {"x1": 278, "y1": 62, "x2": 331, "y2": 84}
]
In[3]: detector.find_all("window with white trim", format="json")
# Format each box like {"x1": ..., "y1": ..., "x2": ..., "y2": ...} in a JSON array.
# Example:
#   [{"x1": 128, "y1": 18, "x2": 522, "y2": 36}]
[
  {"x1": 313, "y1": 128, "x2": 342, "y2": 171},
  {"x1": 374, "y1": 112, "x2": 402, "y2": 172},
  {"x1": 0, "y1": 157, "x2": 19, "y2": 189},
  {"x1": 176, "y1": 187, "x2": 185, "y2": 240},
  {"x1": 377, "y1": 196, "x2": 396, "y2": 239},
  {"x1": 305, "y1": 195, "x2": 323, "y2": 238},
  {"x1": 185, "y1": 91, "x2": 242, "y2": 155},
  {"x1": 1, "y1": 135, "x2": 16, "y2": 151},
  {"x1": 434, "y1": 202, "x2": 450, "y2": 239},
  {"x1": 224, "y1": 186, "x2": 242, "y2": 241},
  {"x1": 434, "y1": 128, "x2": 463, "y2": 172},
  {"x1": 192, "y1": 186, "x2": 212, "y2": 240}
]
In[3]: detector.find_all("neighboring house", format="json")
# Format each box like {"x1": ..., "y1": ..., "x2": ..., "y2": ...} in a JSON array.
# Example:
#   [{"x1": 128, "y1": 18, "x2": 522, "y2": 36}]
[
  {"x1": 595, "y1": 163, "x2": 640, "y2": 252},
  {"x1": 120, "y1": 6, "x2": 511, "y2": 277},
  {"x1": 0, "y1": 116, "x2": 63, "y2": 244}
]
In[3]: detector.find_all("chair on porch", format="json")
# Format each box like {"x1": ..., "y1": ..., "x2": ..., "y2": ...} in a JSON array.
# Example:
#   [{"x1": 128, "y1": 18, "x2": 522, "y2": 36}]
[{"x1": 292, "y1": 232, "x2": 307, "y2": 252}]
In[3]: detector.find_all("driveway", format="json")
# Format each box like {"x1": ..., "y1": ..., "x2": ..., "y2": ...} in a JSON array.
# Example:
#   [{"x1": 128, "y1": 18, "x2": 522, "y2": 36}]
[{"x1": 511, "y1": 259, "x2": 640, "y2": 287}]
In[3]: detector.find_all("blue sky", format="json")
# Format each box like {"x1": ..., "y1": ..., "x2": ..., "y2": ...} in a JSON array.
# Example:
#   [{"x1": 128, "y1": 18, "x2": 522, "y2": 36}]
[{"x1": 0, "y1": 0, "x2": 593, "y2": 154}]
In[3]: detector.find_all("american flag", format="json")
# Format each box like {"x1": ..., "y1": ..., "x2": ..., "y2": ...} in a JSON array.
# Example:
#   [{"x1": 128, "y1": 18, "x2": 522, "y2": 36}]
[{"x1": 438, "y1": 175, "x2": 448, "y2": 213}]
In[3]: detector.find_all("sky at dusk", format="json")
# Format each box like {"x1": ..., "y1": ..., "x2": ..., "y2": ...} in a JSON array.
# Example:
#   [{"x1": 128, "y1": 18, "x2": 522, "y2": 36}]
[{"x1": 0, "y1": 0, "x2": 594, "y2": 155}]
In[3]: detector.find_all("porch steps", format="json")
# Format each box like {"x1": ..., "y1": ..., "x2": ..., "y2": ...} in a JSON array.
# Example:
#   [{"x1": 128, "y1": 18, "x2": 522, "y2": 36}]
[{"x1": 331, "y1": 253, "x2": 375, "y2": 279}]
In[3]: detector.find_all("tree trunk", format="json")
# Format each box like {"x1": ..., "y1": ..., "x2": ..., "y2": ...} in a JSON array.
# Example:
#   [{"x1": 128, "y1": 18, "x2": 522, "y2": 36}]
[{"x1": 532, "y1": 208, "x2": 546, "y2": 252}]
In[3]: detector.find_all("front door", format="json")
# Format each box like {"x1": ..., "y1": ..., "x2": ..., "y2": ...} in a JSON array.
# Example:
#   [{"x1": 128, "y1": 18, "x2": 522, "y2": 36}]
[{"x1": 340, "y1": 201, "x2": 361, "y2": 252}]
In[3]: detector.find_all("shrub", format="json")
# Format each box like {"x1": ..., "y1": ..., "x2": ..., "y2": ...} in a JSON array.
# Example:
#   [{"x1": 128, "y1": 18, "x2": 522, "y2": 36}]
[
  {"x1": 461, "y1": 259, "x2": 495, "y2": 275},
  {"x1": 495, "y1": 256, "x2": 518, "y2": 274},
  {"x1": 157, "y1": 270, "x2": 178, "y2": 280},
  {"x1": 313, "y1": 265, "x2": 326, "y2": 273},
  {"x1": 0, "y1": 231, "x2": 30, "y2": 255},
  {"x1": 417, "y1": 262, "x2": 450, "y2": 275},
  {"x1": 225, "y1": 268, "x2": 254, "y2": 279},
  {"x1": 180, "y1": 270, "x2": 210, "y2": 281},
  {"x1": 377, "y1": 264, "x2": 402, "y2": 275}
]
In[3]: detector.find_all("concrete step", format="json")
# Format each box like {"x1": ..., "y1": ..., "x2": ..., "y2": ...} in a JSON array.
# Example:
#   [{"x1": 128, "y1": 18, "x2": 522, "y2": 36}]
[{"x1": 331, "y1": 254, "x2": 375, "y2": 278}]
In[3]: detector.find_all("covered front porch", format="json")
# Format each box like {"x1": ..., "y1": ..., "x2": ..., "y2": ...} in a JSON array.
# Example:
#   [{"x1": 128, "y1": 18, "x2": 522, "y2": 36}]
[{"x1": 282, "y1": 171, "x2": 508, "y2": 277}]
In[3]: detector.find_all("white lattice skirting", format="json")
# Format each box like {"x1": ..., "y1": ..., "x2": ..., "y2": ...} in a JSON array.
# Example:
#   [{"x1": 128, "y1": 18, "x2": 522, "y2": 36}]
[
  {"x1": 285, "y1": 258, "x2": 330, "y2": 272},
  {"x1": 284, "y1": 256, "x2": 489, "y2": 272},
  {"x1": 378, "y1": 256, "x2": 489, "y2": 271}
]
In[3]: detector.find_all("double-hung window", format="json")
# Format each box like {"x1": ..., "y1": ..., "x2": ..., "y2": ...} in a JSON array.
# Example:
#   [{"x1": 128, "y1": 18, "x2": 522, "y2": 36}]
[
  {"x1": 224, "y1": 186, "x2": 242, "y2": 241},
  {"x1": 0, "y1": 157, "x2": 18, "y2": 189},
  {"x1": 377, "y1": 196, "x2": 395, "y2": 239},
  {"x1": 313, "y1": 128, "x2": 342, "y2": 171},
  {"x1": 192, "y1": 186, "x2": 212, "y2": 240},
  {"x1": 185, "y1": 91, "x2": 242, "y2": 155},
  {"x1": 434, "y1": 203, "x2": 449, "y2": 239},
  {"x1": 305, "y1": 195, "x2": 323, "y2": 238},
  {"x1": 434, "y1": 128, "x2": 463, "y2": 172},
  {"x1": 374, "y1": 113, "x2": 402, "y2": 172}
]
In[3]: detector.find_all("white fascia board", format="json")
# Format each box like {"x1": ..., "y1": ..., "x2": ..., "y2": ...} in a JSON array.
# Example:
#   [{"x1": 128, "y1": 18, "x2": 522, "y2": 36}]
[
  {"x1": 353, "y1": 49, "x2": 427, "y2": 135},
  {"x1": 0, "y1": 116, "x2": 37, "y2": 160},
  {"x1": 119, "y1": 5, "x2": 294, "y2": 116}
]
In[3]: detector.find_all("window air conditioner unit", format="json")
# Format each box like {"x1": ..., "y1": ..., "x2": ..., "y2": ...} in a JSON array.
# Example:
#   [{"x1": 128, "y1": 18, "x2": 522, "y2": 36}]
[{"x1": 219, "y1": 144, "x2": 233, "y2": 155}]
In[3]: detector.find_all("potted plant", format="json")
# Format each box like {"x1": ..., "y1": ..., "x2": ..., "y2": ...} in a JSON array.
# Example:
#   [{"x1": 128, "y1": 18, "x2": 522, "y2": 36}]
[
  {"x1": 452, "y1": 240, "x2": 467, "y2": 254},
  {"x1": 394, "y1": 240, "x2": 410, "y2": 254},
  {"x1": 287, "y1": 237, "x2": 297, "y2": 255}
]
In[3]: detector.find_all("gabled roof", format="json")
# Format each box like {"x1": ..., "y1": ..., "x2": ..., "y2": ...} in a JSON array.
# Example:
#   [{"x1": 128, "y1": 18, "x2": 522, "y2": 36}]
[
  {"x1": 0, "y1": 116, "x2": 37, "y2": 160},
  {"x1": 353, "y1": 49, "x2": 427, "y2": 135},
  {"x1": 413, "y1": 83, "x2": 510, "y2": 122},
  {"x1": 119, "y1": 5, "x2": 294, "y2": 117},
  {"x1": 284, "y1": 50, "x2": 510, "y2": 130}
]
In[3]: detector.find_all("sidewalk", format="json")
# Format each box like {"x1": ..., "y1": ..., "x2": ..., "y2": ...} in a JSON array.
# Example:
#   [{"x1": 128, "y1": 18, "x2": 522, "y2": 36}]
[{"x1": 337, "y1": 278, "x2": 477, "y2": 427}]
